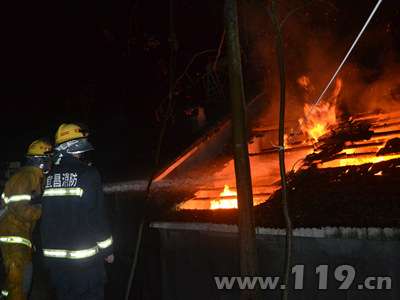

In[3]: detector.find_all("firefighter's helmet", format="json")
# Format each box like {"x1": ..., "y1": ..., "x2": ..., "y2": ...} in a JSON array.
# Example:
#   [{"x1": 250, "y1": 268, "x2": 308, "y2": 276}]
[
  {"x1": 54, "y1": 123, "x2": 94, "y2": 156},
  {"x1": 26, "y1": 140, "x2": 52, "y2": 156},
  {"x1": 55, "y1": 123, "x2": 90, "y2": 145},
  {"x1": 25, "y1": 140, "x2": 53, "y2": 172}
]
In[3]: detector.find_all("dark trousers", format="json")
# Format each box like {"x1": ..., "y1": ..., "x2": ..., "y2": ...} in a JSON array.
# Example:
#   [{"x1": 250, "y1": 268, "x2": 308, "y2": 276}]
[{"x1": 49, "y1": 264, "x2": 107, "y2": 300}]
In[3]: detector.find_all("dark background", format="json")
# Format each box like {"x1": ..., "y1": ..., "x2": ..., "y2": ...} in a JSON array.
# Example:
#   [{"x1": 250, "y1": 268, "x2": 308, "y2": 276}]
[
  {"x1": 1, "y1": 0, "x2": 399, "y2": 183},
  {"x1": 1, "y1": 1, "x2": 400, "y2": 299}
]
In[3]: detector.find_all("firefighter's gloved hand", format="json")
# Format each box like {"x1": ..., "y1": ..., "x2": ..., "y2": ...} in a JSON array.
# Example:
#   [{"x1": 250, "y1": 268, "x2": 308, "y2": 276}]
[{"x1": 29, "y1": 190, "x2": 42, "y2": 205}]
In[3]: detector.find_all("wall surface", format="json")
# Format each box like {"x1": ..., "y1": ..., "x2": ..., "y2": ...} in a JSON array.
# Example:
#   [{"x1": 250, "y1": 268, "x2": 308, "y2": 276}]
[{"x1": 155, "y1": 227, "x2": 400, "y2": 300}]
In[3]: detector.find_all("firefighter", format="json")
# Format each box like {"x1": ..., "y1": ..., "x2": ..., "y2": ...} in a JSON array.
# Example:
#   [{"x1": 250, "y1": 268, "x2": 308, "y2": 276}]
[
  {"x1": 0, "y1": 139, "x2": 53, "y2": 299},
  {"x1": 41, "y1": 123, "x2": 114, "y2": 300}
]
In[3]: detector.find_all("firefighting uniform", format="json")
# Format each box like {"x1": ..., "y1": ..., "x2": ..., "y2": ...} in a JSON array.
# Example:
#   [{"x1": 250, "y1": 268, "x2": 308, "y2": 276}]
[
  {"x1": 41, "y1": 156, "x2": 113, "y2": 298},
  {"x1": 0, "y1": 166, "x2": 44, "y2": 299}
]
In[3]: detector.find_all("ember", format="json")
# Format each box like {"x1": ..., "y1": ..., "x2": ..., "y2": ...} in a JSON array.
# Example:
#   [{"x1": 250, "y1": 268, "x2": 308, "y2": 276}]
[{"x1": 301, "y1": 111, "x2": 400, "y2": 169}]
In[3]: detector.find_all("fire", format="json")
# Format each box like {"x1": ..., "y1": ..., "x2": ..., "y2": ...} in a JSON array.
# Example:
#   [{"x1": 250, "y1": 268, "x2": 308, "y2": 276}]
[
  {"x1": 210, "y1": 185, "x2": 237, "y2": 209},
  {"x1": 296, "y1": 75, "x2": 315, "y2": 91},
  {"x1": 295, "y1": 77, "x2": 400, "y2": 169},
  {"x1": 321, "y1": 154, "x2": 400, "y2": 168},
  {"x1": 284, "y1": 134, "x2": 292, "y2": 148},
  {"x1": 209, "y1": 185, "x2": 266, "y2": 209},
  {"x1": 298, "y1": 101, "x2": 336, "y2": 142},
  {"x1": 298, "y1": 78, "x2": 342, "y2": 142},
  {"x1": 178, "y1": 184, "x2": 266, "y2": 210}
]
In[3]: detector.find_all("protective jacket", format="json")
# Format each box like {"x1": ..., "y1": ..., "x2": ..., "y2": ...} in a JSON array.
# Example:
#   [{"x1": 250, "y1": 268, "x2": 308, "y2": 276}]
[
  {"x1": 0, "y1": 165, "x2": 43, "y2": 299},
  {"x1": 41, "y1": 156, "x2": 113, "y2": 271}
]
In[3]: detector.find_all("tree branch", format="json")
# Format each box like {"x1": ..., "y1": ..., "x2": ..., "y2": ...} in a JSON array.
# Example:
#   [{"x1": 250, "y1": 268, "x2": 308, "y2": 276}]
[
  {"x1": 157, "y1": 26, "x2": 227, "y2": 118},
  {"x1": 279, "y1": 0, "x2": 315, "y2": 29}
]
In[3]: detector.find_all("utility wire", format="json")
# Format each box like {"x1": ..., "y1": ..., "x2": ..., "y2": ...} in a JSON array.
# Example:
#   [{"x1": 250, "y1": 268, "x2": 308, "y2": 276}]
[{"x1": 288, "y1": 0, "x2": 383, "y2": 143}]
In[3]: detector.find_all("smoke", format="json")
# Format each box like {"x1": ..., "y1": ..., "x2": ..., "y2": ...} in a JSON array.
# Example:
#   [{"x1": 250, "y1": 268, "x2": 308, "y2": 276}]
[
  {"x1": 356, "y1": 67, "x2": 400, "y2": 113},
  {"x1": 238, "y1": 0, "x2": 400, "y2": 125}
]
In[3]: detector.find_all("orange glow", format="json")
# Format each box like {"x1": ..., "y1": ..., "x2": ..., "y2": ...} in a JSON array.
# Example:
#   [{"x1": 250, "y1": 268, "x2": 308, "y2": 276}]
[
  {"x1": 209, "y1": 185, "x2": 266, "y2": 209},
  {"x1": 298, "y1": 78, "x2": 341, "y2": 142},
  {"x1": 179, "y1": 185, "x2": 267, "y2": 210},
  {"x1": 178, "y1": 78, "x2": 400, "y2": 212},
  {"x1": 296, "y1": 75, "x2": 315, "y2": 91},
  {"x1": 210, "y1": 185, "x2": 237, "y2": 209},
  {"x1": 284, "y1": 134, "x2": 292, "y2": 148},
  {"x1": 298, "y1": 101, "x2": 336, "y2": 142},
  {"x1": 320, "y1": 154, "x2": 400, "y2": 168}
]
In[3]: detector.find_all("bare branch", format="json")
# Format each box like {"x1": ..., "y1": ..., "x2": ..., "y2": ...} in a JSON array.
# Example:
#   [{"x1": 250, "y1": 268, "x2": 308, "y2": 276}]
[
  {"x1": 279, "y1": 0, "x2": 315, "y2": 29},
  {"x1": 256, "y1": 0, "x2": 273, "y2": 19},
  {"x1": 319, "y1": 0, "x2": 339, "y2": 11}
]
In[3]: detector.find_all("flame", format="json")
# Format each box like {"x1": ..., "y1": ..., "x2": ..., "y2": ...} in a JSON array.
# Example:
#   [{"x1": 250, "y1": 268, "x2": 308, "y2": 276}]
[
  {"x1": 298, "y1": 78, "x2": 342, "y2": 142},
  {"x1": 296, "y1": 77, "x2": 400, "y2": 169},
  {"x1": 298, "y1": 102, "x2": 336, "y2": 141},
  {"x1": 297, "y1": 75, "x2": 315, "y2": 91},
  {"x1": 320, "y1": 154, "x2": 400, "y2": 168},
  {"x1": 179, "y1": 184, "x2": 266, "y2": 210},
  {"x1": 209, "y1": 185, "x2": 266, "y2": 209},
  {"x1": 210, "y1": 185, "x2": 238, "y2": 209},
  {"x1": 284, "y1": 134, "x2": 292, "y2": 148}
]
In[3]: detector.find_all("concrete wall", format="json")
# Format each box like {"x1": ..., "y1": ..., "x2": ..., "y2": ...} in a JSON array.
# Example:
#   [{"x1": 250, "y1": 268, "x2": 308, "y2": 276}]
[{"x1": 153, "y1": 224, "x2": 400, "y2": 300}]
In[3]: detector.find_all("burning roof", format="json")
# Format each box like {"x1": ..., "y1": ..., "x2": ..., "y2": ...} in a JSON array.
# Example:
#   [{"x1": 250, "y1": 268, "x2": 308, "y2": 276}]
[
  {"x1": 151, "y1": 88, "x2": 400, "y2": 229},
  {"x1": 102, "y1": 71, "x2": 400, "y2": 231},
  {"x1": 153, "y1": 156, "x2": 400, "y2": 229}
]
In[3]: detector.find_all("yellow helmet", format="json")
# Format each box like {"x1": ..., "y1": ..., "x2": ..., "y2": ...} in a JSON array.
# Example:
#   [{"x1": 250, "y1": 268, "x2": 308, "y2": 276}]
[
  {"x1": 26, "y1": 139, "x2": 53, "y2": 172},
  {"x1": 55, "y1": 123, "x2": 89, "y2": 145},
  {"x1": 54, "y1": 123, "x2": 94, "y2": 156},
  {"x1": 26, "y1": 140, "x2": 53, "y2": 156}
]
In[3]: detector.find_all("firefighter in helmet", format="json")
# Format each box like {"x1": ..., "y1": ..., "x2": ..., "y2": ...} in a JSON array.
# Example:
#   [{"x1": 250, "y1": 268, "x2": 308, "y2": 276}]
[
  {"x1": 41, "y1": 123, "x2": 114, "y2": 299},
  {"x1": 0, "y1": 139, "x2": 52, "y2": 299}
]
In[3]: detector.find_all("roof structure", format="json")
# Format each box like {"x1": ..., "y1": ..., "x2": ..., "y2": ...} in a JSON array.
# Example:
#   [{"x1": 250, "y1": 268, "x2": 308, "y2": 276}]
[{"x1": 148, "y1": 105, "x2": 400, "y2": 229}]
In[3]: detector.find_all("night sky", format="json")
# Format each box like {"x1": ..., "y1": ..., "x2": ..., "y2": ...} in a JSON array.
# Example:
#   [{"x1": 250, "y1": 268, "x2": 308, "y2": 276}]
[
  {"x1": 1, "y1": 0, "x2": 399, "y2": 181},
  {"x1": 1, "y1": 1, "x2": 223, "y2": 140}
]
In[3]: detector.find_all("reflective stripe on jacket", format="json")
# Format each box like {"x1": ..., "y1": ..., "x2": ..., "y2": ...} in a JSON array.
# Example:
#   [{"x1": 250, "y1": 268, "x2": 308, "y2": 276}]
[
  {"x1": 2, "y1": 194, "x2": 31, "y2": 204},
  {"x1": 0, "y1": 166, "x2": 43, "y2": 243},
  {"x1": 43, "y1": 236, "x2": 113, "y2": 259},
  {"x1": 41, "y1": 156, "x2": 113, "y2": 271},
  {"x1": 0, "y1": 236, "x2": 32, "y2": 248}
]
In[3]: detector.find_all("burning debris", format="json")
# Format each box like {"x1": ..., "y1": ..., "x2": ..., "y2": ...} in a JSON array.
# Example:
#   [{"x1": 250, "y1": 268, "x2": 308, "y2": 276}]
[
  {"x1": 176, "y1": 98, "x2": 400, "y2": 213},
  {"x1": 257, "y1": 157, "x2": 400, "y2": 229},
  {"x1": 174, "y1": 74, "x2": 400, "y2": 221},
  {"x1": 156, "y1": 156, "x2": 400, "y2": 229},
  {"x1": 297, "y1": 78, "x2": 341, "y2": 142},
  {"x1": 179, "y1": 184, "x2": 268, "y2": 210},
  {"x1": 299, "y1": 110, "x2": 400, "y2": 169}
]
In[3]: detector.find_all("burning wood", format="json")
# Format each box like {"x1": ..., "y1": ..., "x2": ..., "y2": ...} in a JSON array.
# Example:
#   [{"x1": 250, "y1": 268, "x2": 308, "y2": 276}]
[
  {"x1": 175, "y1": 72, "x2": 400, "y2": 211},
  {"x1": 302, "y1": 114, "x2": 400, "y2": 168},
  {"x1": 178, "y1": 107, "x2": 400, "y2": 211},
  {"x1": 179, "y1": 185, "x2": 267, "y2": 210}
]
